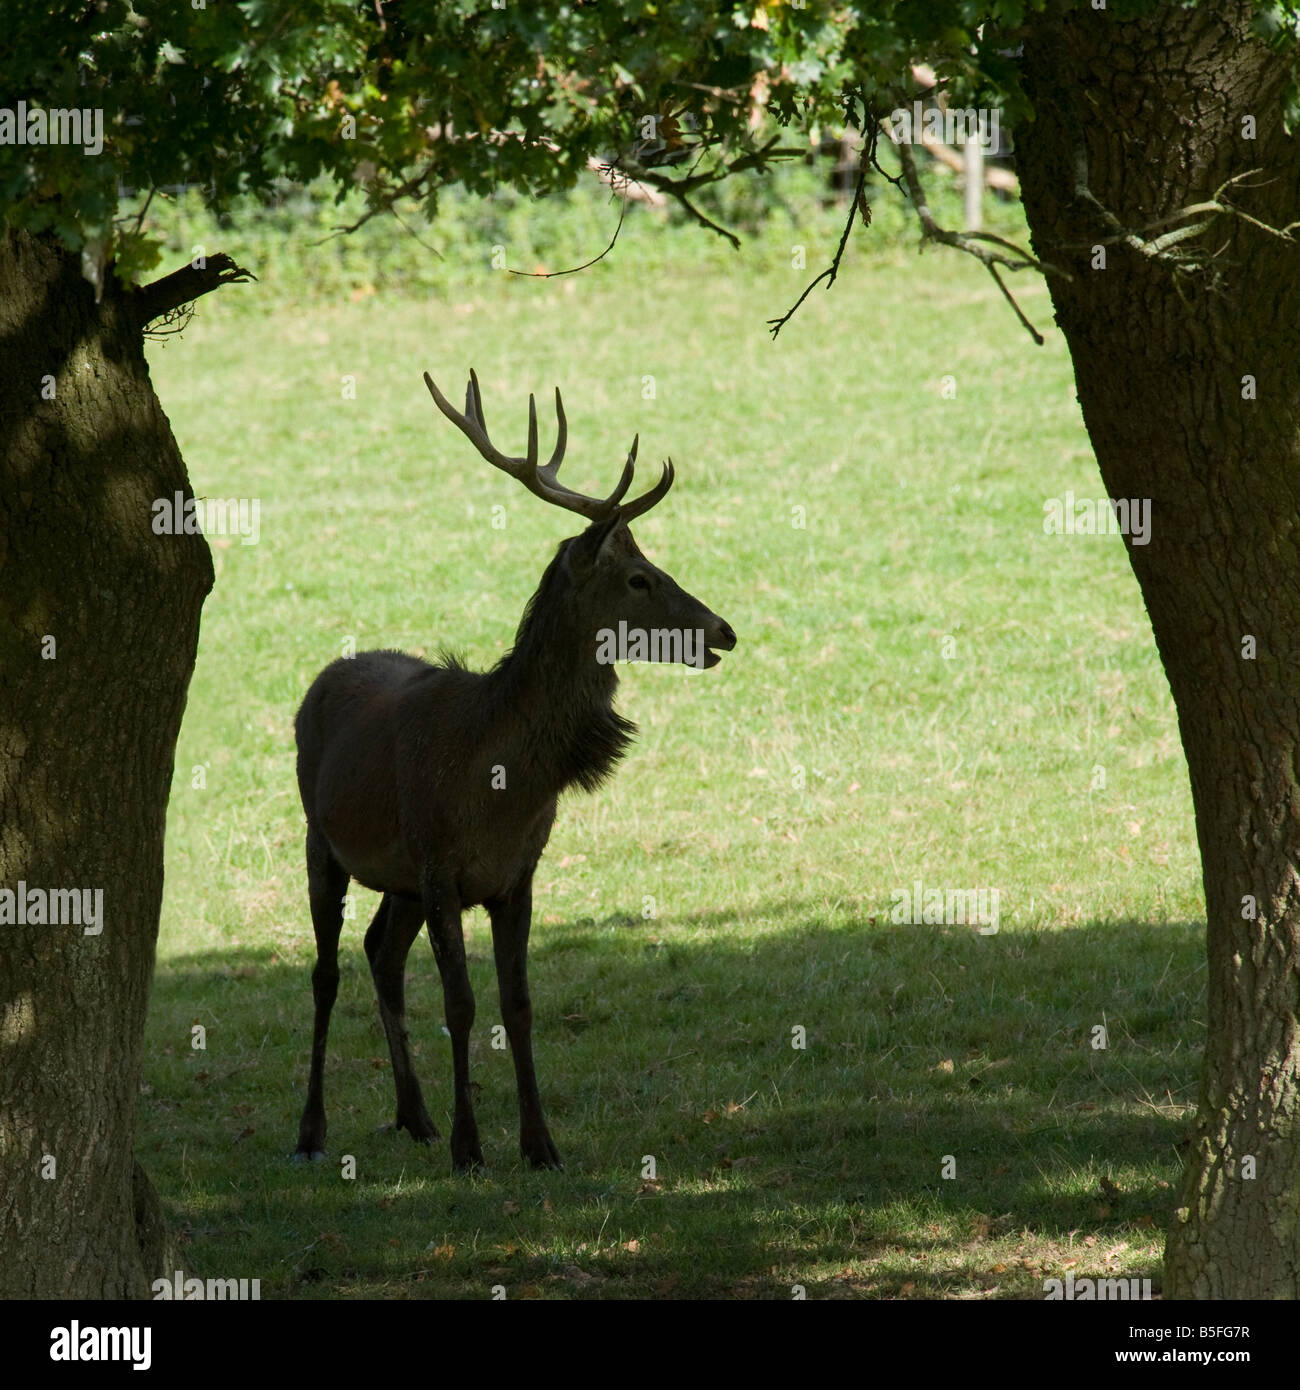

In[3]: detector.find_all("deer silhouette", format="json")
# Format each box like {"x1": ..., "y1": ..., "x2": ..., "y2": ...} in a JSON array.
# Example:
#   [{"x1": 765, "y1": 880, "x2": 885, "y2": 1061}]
[{"x1": 292, "y1": 370, "x2": 736, "y2": 1170}]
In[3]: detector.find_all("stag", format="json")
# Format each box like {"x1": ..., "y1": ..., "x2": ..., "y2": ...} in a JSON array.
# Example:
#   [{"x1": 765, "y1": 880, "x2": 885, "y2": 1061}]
[{"x1": 293, "y1": 370, "x2": 736, "y2": 1171}]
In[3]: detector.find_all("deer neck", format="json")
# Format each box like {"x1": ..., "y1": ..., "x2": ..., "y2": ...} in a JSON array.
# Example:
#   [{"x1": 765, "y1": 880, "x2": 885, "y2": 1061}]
[{"x1": 488, "y1": 602, "x2": 632, "y2": 797}]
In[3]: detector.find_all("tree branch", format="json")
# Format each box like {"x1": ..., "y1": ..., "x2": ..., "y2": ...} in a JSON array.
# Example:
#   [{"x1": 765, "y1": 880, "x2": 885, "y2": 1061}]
[
  {"x1": 766, "y1": 114, "x2": 901, "y2": 339},
  {"x1": 508, "y1": 188, "x2": 630, "y2": 277},
  {"x1": 767, "y1": 151, "x2": 868, "y2": 339},
  {"x1": 1064, "y1": 158, "x2": 1300, "y2": 262},
  {"x1": 646, "y1": 180, "x2": 741, "y2": 248},
  {"x1": 615, "y1": 134, "x2": 804, "y2": 250},
  {"x1": 131, "y1": 253, "x2": 256, "y2": 329},
  {"x1": 319, "y1": 166, "x2": 434, "y2": 241},
  {"x1": 893, "y1": 134, "x2": 1067, "y2": 346}
]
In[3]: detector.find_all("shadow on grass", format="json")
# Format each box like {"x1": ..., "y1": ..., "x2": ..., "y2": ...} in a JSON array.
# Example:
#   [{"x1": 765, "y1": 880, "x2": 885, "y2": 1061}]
[{"x1": 142, "y1": 905, "x2": 1204, "y2": 1299}]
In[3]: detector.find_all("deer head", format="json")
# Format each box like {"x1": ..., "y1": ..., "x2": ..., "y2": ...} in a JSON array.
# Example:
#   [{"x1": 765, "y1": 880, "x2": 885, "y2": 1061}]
[{"x1": 424, "y1": 370, "x2": 737, "y2": 670}]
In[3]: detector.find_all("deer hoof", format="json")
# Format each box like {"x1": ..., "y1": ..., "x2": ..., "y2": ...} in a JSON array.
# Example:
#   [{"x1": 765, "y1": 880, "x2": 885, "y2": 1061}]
[
  {"x1": 524, "y1": 1137, "x2": 563, "y2": 1170},
  {"x1": 291, "y1": 1149, "x2": 327, "y2": 1163},
  {"x1": 452, "y1": 1148, "x2": 486, "y2": 1175},
  {"x1": 395, "y1": 1115, "x2": 440, "y2": 1145}
]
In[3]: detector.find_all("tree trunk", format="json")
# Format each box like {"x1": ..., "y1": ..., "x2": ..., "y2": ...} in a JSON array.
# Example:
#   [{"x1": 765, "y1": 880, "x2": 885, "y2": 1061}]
[
  {"x1": 0, "y1": 229, "x2": 212, "y2": 1296},
  {"x1": 1016, "y1": 2, "x2": 1300, "y2": 1296}
]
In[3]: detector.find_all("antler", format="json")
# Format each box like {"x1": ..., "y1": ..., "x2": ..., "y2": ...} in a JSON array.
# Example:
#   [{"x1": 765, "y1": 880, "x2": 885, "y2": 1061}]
[{"x1": 423, "y1": 368, "x2": 674, "y2": 523}]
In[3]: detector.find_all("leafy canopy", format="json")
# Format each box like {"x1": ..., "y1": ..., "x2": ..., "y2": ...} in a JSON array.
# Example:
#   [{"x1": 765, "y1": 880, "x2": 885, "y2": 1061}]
[{"x1": 1, "y1": 1, "x2": 1294, "y2": 287}]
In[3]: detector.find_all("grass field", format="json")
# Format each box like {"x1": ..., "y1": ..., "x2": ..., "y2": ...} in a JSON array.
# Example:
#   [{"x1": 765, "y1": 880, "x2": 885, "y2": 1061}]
[{"x1": 142, "y1": 211, "x2": 1206, "y2": 1299}]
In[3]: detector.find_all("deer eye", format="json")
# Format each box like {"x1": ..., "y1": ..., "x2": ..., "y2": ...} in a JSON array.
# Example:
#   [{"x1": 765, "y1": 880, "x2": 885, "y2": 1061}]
[{"x1": 628, "y1": 573, "x2": 651, "y2": 591}]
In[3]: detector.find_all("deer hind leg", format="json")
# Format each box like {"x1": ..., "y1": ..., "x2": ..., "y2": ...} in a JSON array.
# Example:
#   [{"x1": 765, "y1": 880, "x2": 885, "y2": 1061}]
[
  {"x1": 488, "y1": 883, "x2": 561, "y2": 1170},
  {"x1": 295, "y1": 827, "x2": 349, "y2": 1160},
  {"x1": 365, "y1": 892, "x2": 439, "y2": 1144},
  {"x1": 421, "y1": 877, "x2": 484, "y2": 1173}
]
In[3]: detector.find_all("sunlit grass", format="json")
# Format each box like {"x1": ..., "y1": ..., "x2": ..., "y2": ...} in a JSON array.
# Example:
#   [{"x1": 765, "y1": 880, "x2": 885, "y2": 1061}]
[{"x1": 142, "y1": 220, "x2": 1203, "y2": 1299}]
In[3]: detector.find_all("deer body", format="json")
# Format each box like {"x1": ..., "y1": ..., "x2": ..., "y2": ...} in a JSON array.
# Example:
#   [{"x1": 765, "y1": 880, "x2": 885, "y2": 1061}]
[{"x1": 293, "y1": 372, "x2": 735, "y2": 1171}]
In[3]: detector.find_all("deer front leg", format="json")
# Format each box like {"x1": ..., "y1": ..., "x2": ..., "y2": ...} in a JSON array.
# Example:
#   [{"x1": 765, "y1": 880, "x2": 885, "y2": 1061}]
[
  {"x1": 488, "y1": 881, "x2": 562, "y2": 1170},
  {"x1": 421, "y1": 876, "x2": 484, "y2": 1173}
]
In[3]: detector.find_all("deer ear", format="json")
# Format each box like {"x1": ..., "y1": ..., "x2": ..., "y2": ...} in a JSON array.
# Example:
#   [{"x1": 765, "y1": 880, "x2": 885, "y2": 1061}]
[{"x1": 568, "y1": 512, "x2": 622, "y2": 574}]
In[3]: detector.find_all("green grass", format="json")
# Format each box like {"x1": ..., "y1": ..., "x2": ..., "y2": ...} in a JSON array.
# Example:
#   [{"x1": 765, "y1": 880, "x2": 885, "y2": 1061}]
[{"x1": 142, "y1": 206, "x2": 1205, "y2": 1299}]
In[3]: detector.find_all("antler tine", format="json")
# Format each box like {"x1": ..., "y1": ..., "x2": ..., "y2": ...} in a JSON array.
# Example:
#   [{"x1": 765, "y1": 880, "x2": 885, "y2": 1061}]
[
  {"x1": 545, "y1": 387, "x2": 567, "y2": 472},
  {"x1": 599, "y1": 435, "x2": 637, "y2": 512},
  {"x1": 526, "y1": 393, "x2": 539, "y2": 468},
  {"x1": 466, "y1": 370, "x2": 486, "y2": 431},
  {"x1": 425, "y1": 368, "x2": 655, "y2": 521},
  {"x1": 425, "y1": 368, "x2": 522, "y2": 478},
  {"x1": 425, "y1": 370, "x2": 490, "y2": 459},
  {"x1": 617, "y1": 456, "x2": 675, "y2": 523}
]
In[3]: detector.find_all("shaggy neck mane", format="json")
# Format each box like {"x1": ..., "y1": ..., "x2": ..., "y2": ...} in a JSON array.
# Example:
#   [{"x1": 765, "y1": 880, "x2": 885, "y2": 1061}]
[{"x1": 484, "y1": 540, "x2": 634, "y2": 794}]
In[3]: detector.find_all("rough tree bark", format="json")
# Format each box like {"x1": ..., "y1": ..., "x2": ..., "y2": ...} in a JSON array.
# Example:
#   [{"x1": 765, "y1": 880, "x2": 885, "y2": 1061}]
[
  {"x1": 0, "y1": 229, "x2": 224, "y2": 1296},
  {"x1": 1016, "y1": 2, "x2": 1300, "y2": 1296}
]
